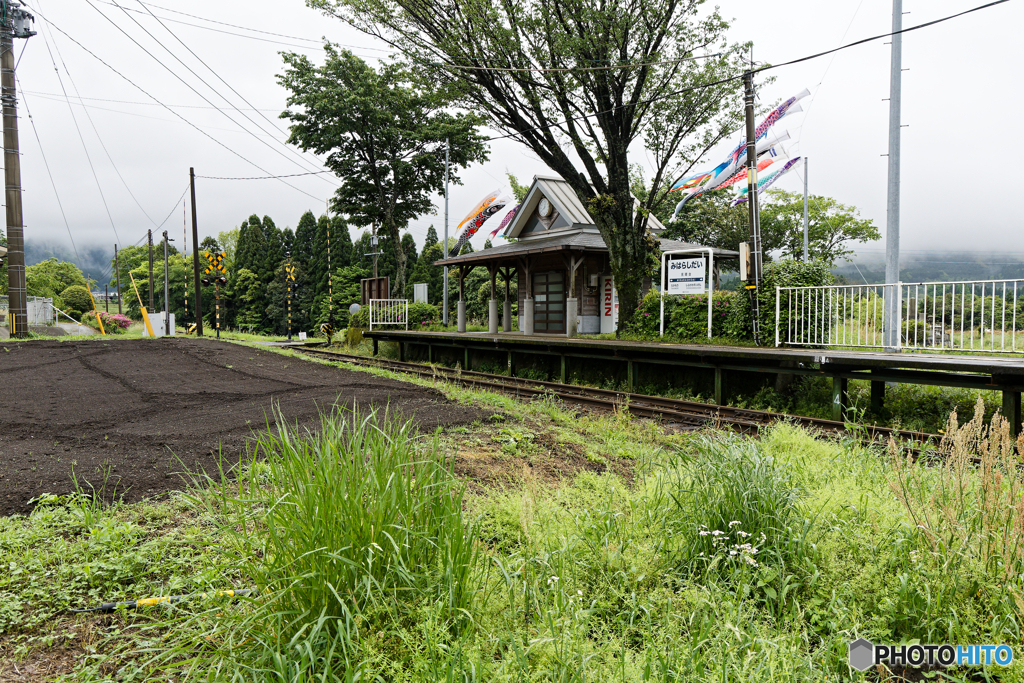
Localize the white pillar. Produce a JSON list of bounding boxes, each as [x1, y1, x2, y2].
[[523, 299, 534, 335], [457, 301, 466, 333], [503, 298, 512, 332], [488, 298, 498, 334], [566, 298, 578, 338]]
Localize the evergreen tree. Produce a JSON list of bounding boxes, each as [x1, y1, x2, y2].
[[423, 225, 438, 250], [310, 215, 331, 319], [401, 233, 418, 269], [281, 227, 295, 261], [261, 216, 284, 284], [293, 211, 317, 273], [334, 217, 353, 268]]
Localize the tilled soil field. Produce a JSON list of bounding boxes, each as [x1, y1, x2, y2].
[[0, 338, 483, 517]]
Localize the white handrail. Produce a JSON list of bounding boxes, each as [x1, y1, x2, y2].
[[368, 299, 409, 331]]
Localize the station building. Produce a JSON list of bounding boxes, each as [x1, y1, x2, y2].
[[434, 175, 738, 336]]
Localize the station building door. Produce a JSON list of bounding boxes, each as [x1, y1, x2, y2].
[[533, 271, 566, 333]]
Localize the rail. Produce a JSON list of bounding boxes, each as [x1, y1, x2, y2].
[[368, 299, 408, 331], [776, 279, 1023, 353]]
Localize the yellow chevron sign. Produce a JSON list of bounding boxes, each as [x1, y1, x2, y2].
[[203, 251, 227, 275]]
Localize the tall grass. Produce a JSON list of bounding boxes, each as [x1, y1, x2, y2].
[[165, 408, 477, 681]]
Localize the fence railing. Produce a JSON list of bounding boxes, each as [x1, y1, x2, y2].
[[0, 295, 55, 326], [776, 279, 1023, 353], [368, 299, 408, 331]]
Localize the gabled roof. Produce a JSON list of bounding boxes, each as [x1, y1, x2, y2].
[[504, 175, 666, 238]]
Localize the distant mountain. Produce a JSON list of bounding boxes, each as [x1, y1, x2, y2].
[[25, 241, 112, 285], [835, 253, 1024, 284]]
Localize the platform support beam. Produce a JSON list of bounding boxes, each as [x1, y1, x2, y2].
[[560, 354, 567, 383], [508, 350, 515, 377], [832, 376, 848, 422], [398, 342, 405, 363], [627, 360, 634, 392], [372, 338, 379, 357], [1003, 389, 1021, 438], [870, 372, 886, 414], [428, 343, 433, 364], [714, 367, 724, 405], [464, 347, 470, 372]]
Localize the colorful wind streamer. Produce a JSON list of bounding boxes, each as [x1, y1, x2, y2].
[[732, 157, 802, 206], [449, 191, 509, 258], [489, 203, 519, 239]]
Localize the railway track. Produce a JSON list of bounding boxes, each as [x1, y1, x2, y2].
[[287, 344, 941, 449]]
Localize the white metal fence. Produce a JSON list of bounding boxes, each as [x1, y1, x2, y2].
[[0, 295, 55, 326], [776, 279, 1023, 353], [368, 299, 408, 331]]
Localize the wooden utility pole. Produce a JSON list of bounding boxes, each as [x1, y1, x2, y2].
[[148, 229, 155, 311], [2, 4, 35, 338], [114, 245, 122, 314], [190, 168, 203, 336], [162, 231, 170, 336]]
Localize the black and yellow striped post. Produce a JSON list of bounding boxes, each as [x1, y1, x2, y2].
[[285, 263, 296, 341], [202, 252, 229, 340]]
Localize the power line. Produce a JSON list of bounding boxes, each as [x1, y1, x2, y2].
[[197, 171, 333, 180], [33, 9, 328, 203], [16, 77, 79, 260], [85, 0, 336, 192], [128, 0, 337, 185], [36, 16, 122, 245], [23, 90, 282, 111], [42, 14, 164, 228]]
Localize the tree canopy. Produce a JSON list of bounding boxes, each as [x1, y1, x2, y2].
[[279, 46, 488, 297], [759, 189, 880, 265], [308, 0, 747, 330]]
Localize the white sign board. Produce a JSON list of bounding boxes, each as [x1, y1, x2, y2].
[[298, 332, 307, 340], [600, 276, 618, 333], [666, 257, 706, 295]]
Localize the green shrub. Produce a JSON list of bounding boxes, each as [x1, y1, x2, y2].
[[59, 285, 93, 315], [633, 289, 751, 341]]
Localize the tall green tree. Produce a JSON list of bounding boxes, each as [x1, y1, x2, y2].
[[759, 189, 880, 265], [423, 225, 438, 250], [293, 211, 318, 273], [308, 0, 746, 331], [279, 46, 489, 298]]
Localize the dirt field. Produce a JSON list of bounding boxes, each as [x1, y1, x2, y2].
[[0, 338, 484, 517]]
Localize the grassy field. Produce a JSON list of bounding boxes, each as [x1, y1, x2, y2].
[[1, 349, 1023, 681]]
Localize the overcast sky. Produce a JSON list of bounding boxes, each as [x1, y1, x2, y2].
[[9, 0, 1023, 271]]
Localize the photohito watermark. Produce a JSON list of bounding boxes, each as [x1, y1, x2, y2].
[[848, 638, 1014, 672]]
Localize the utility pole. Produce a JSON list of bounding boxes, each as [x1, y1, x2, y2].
[[884, 0, 903, 350], [162, 231, 171, 336], [114, 245, 122, 314], [190, 168, 203, 336], [326, 199, 333, 332], [443, 137, 449, 326], [183, 199, 188, 326], [148, 229, 155, 312], [2, 2, 35, 338], [742, 59, 763, 346], [802, 157, 810, 261]]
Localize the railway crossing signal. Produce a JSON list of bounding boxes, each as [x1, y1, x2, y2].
[[186, 323, 197, 335], [201, 274, 228, 339], [320, 322, 334, 340], [285, 263, 296, 341], [203, 251, 226, 276]]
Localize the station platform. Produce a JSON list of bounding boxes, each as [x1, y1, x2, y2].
[[364, 329, 1024, 433]]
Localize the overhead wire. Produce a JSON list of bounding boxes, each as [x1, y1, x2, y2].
[[31, 8, 328, 203], [127, 0, 338, 184], [15, 75, 79, 260], [23, 90, 281, 111], [35, 13, 122, 245], [83, 0, 337, 192], [40, 10, 164, 228]]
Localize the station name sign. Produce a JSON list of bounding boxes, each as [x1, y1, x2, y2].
[[666, 256, 706, 295]]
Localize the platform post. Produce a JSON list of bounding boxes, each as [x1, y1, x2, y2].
[[714, 367, 724, 405], [1003, 389, 1021, 438], [398, 342, 405, 363], [627, 360, 634, 392], [464, 347, 470, 372], [870, 372, 886, 414], [428, 343, 433, 364], [560, 354, 567, 383], [832, 376, 848, 422], [372, 338, 379, 357], [508, 350, 515, 377]]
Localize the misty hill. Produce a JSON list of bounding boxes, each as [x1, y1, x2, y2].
[[835, 252, 1024, 284], [26, 241, 113, 286]]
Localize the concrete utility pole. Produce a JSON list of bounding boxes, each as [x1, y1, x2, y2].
[[148, 229, 155, 311], [443, 137, 449, 326], [742, 60, 763, 345], [114, 245, 122, 314], [162, 231, 171, 336], [190, 168, 203, 336], [2, 2, 35, 338], [803, 157, 810, 261], [884, 0, 903, 349]]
